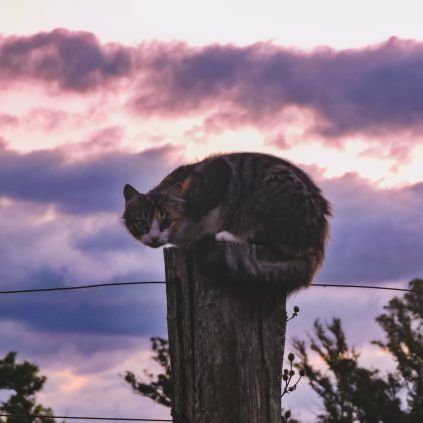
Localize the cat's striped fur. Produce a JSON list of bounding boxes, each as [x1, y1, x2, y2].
[[123, 152, 331, 294]]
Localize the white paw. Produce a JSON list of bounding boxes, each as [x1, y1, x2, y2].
[[215, 231, 240, 242]]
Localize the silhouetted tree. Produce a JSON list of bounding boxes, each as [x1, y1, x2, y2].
[[373, 279, 423, 421], [0, 352, 55, 423], [123, 337, 171, 407], [293, 279, 423, 422]]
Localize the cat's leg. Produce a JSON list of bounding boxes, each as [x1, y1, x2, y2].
[[215, 231, 242, 242]]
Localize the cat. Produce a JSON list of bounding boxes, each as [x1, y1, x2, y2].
[[123, 152, 331, 294]]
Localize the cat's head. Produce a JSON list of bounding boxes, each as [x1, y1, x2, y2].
[[122, 184, 184, 248]]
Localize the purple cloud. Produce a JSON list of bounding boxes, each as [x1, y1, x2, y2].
[[130, 38, 423, 140], [318, 174, 423, 283], [0, 140, 181, 214], [0, 29, 132, 92], [3, 31, 423, 140], [0, 140, 181, 338], [0, 201, 168, 339], [0, 280, 167, 336]]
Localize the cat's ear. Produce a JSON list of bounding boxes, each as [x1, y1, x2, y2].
[[123, 184, 141, 204]]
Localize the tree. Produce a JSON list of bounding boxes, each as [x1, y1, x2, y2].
[[123, 337, 171, 408], [293, 279, 423, 422], [0, 352, 55, 423], [373, 279, 423, 421], [293, 319, 404, 422]]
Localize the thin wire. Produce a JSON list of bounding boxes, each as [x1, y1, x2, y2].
[[0, 414, 171, 422], [313, 283, 421, 293], [0, 281, 166, 295], [0, 281, 420, 296]]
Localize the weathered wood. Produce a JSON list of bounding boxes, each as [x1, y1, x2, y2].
[[165, 245, 287, 423]]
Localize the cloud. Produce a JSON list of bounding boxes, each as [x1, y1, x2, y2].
[[0, 284, 167, 336], [318, 173, 423, 283], [23, 108, 73, 131], [0, 29, 132, 92], [0, 164, 421, 341], [3, 31, 423, 141], [0, 140, 181, 214], [131, 38, 423, 141], [0, 113, 19, 126], [0, 140, 179, 338], [0, 199, 168, 338], [1, 138, 422, 288], [0, 323, 171, 420]]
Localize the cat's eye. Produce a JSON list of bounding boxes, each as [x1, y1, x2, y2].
[[134, 219, 149, 230], [161, 218, 172, 229]]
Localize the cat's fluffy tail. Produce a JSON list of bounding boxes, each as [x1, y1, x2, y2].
[[197, 237, 322, 295]]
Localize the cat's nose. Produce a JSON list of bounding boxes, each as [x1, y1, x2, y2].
[[150, 234, 160, 242]]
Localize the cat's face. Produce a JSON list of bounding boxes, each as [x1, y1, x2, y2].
[[123, 184, 182, 248]]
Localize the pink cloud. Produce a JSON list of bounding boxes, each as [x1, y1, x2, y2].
[[0, 113, 19, 126], [2, 30, 423, 156]]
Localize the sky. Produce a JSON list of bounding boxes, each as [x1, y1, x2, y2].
[[0, 0, 422, 421]]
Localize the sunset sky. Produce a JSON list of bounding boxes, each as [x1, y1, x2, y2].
[[1, 0, 422, 421]]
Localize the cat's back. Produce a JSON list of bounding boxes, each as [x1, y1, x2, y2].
[[201, 152, 325, 199], [191, 152, 330, 226]]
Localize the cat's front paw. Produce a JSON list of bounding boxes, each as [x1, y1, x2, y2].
[[215, 231, 241, 242]]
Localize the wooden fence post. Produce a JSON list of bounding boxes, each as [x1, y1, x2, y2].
[[164, 245, 287, 423]]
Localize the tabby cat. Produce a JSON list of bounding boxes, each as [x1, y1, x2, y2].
[[123, 152, 331, 293]]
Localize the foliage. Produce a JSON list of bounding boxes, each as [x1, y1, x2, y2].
[[373, 279, 423, 421], [293, 319, 404, 422], [123, 337, 171, 408], [293, 279, 423, 422], [0, 352, 55, 423]]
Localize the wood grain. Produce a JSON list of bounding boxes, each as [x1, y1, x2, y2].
[[165, 245, 287, 423]]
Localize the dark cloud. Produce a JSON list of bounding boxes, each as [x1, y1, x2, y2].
[[0, 266, 167, 336], [0, 29, 132, 92], [2, 31, 423, 137], [0, 140, 181, 214], [0, 139, 177, 345], [0, 196, 168, 339], [0, 253, 162, 356], [318, 174, 423, 283], [132, 38, 423, 138], [0, 139, 179, 339]]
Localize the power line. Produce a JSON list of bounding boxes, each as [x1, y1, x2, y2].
[[313, 283, 420, 293], [0, 281, 420, 295], [0, 415, 171, 422], [0, 281, 423, 295], [0, 281, 166, 295]]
